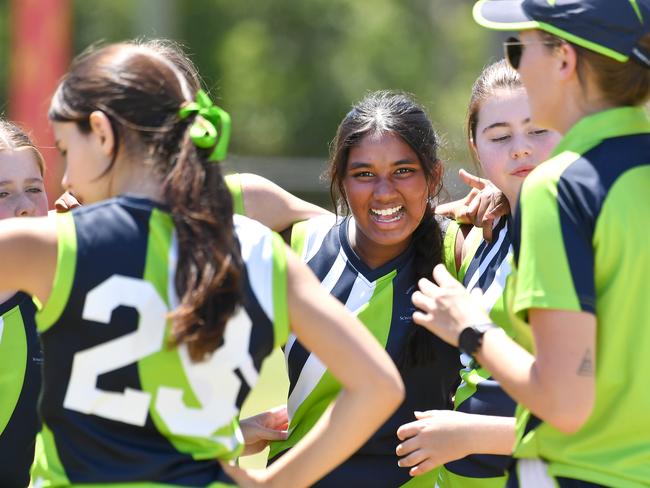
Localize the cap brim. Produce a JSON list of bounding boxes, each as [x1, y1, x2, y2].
[[473, 0, 541, 30]]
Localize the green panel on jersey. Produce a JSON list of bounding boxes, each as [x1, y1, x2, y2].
[[356, 270, 396, 344], [271, 232, 289, 348], [267, 374, 339, 459], [225, 173, 245, 216], [269, 271, 396, 458], [512, 108, 650, 328], [440, 220, 487, 284], [36, 212, 77, 333], [289, 219, 309, 258], [31, 426, 70, 485], [512, 151, 583, 318], [516, 167, 650, 486], [138, 209, 242, 461], [438, 465, 506, 488], [0, 306, 27, 434], [400, 467, 440, 487], [511, 107, 650, 486], [458, 228, 483, 283], [443, 219, 460, 280], [144, 209, 175, 306]]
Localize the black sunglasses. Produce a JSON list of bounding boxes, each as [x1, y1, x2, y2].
[[503, 36, 561, 70]]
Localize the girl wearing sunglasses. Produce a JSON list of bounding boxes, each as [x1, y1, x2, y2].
[[411, 0, 650, 486]]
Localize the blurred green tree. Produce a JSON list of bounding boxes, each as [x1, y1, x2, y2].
[[1, 0, 501, 195]]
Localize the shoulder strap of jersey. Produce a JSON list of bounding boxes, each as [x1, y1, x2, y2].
[[458, 227, 483, 283], [290, 219, 309, 257], [442, 219, 460, 280], [36, 212, 78, 334], [235, 215, 290, 348], [225, 173, 246, 216], [270, 232, 289, 348], [288, 214, 338, 263]]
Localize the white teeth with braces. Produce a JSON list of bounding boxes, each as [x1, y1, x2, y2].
[[370, 206, 403, 216]]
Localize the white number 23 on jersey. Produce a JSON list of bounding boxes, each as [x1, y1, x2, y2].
[[63, 275, 259, 436]]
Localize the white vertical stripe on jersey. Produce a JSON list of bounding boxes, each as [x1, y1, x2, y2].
[[167, 231, 179, 309], [465, 218, 508, 292], [462, 220, 511, 313], [302, 215, 339, 263], [287, 271, 376, 419], [480, 250, 512, 311], [284, 249, 348, 359], [517, 459, 556, 488], [235, 215, 275, 324]]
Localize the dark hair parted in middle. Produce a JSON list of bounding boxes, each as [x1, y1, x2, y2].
[[49, 40, 241, 362], [328, 90, 446, 368]]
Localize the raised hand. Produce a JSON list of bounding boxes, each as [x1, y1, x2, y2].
[[411, 264, 490, 346], [435, 169, 509, 242]]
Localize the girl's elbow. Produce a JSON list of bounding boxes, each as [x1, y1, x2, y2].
[[547, 396, 595, 434], [375, 369, 405, 410]]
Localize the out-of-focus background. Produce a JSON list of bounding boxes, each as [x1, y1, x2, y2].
[[0, 0, 505, 207], [0, 0, 504, 467]]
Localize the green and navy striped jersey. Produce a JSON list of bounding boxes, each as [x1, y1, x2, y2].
[[510, 107, 650, 487], [30, 195, 289, 487], [270, 214, 461, 488], [0, 292, 41, 487], [439, 217, 520, 488]]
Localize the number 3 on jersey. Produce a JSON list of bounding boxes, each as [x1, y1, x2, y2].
[[63, 275, 257, 435]]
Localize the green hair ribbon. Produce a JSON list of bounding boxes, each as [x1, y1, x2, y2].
[[178, 90, 231, 162]]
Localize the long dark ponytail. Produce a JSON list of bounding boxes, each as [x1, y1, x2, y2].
[[327, 90, 445, 368], [49, 40, 241, 362]]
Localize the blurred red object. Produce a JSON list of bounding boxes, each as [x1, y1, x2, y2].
[[9, 0, 70, 208]]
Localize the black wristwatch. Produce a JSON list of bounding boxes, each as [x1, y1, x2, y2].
[[458, 323, 499, 357]]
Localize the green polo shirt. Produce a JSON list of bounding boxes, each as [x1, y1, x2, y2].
[[509, 107, 650, 487]]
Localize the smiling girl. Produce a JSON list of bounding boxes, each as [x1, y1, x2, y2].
[[227, 91, 463, 487]]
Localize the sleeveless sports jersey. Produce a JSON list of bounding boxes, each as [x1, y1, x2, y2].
[[509, 107, 650, 486], [225, 174, 245, 216], [0, 293, 41, 487], [269, 214, 461, 488], [439, 217, 529, 488], [30, 196, 289, 487]]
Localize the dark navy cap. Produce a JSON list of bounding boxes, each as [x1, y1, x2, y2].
[[473, 0, 650, 67]]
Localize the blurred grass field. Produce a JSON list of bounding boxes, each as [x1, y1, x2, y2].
[[239, 348, 289, 469]]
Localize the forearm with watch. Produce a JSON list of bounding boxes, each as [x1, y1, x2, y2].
[[459, 323, 536, 402], [456, 313, 593, 434]]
